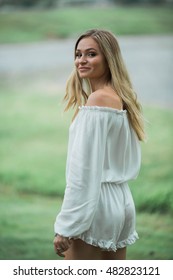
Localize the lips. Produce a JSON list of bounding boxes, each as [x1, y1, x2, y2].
[[78, 67, 90, 71]]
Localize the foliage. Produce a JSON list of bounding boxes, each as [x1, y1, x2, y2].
[[0, 0, 168, 7], [0, 0, 57, 8], [112, 0, 166, 4], [0, 6, 172, 43]]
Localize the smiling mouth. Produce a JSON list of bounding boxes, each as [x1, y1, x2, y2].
[[78, 67, 90, 71]]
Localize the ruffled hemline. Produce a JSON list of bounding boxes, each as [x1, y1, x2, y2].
[[70, 231, 139, 252], [116, 231, 139, 250], [79, 105, 127, 114]]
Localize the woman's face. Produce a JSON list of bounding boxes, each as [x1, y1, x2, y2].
[[75, 37, 109, 82]]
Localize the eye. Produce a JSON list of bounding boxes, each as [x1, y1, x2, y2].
[[75, 53, 81, 58], [88, 52, 96, 57]]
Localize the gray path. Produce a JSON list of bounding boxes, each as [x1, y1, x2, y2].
[[0, 35, 173, 108]]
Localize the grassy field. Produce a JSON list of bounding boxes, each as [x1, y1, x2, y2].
[[0, 191, 172, 260], [0, 83, 173, 259], [0, 6, 173, 43]]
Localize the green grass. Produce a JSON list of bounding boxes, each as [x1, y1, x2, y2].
[[130, 107, 173, 214], [128, 212, 173, 260], [0, 6, 173, 43], [0, 87, 70, 197], [0, 192, 61, 260], [0, 83, 173, 259], [0, 192, 172, 260]]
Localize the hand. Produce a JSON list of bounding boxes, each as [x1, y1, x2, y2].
[[53, 234, 72, 257]]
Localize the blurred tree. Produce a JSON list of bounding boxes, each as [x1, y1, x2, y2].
[[0, 0, 58, 8], [0, 0, 170, 7], [110, 0, 167, 3]]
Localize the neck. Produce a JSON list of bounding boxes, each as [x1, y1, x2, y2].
[[90, 78, 110, 92]]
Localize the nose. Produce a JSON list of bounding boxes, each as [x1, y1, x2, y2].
[[78, 55, 87, 64]]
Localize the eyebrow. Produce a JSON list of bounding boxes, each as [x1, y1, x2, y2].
[[75, 48, 97, 52]]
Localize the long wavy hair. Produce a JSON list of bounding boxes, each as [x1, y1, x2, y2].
[[63, 29, 145, 141]]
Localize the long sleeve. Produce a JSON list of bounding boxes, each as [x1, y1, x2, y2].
[[54, 108, 109, 237]]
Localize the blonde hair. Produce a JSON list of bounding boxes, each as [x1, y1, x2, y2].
[[63, 29, 145, 141]]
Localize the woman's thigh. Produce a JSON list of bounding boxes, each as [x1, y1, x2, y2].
[[64, 239, 102, 260], [101, 247, 126, 260]]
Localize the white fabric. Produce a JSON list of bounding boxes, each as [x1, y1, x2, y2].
[[54, 106, 141, 251]]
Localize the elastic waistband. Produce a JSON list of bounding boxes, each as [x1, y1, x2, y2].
[[101, 181, 128, 187]]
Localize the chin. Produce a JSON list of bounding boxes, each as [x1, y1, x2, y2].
[[79, 74, 89, 79]]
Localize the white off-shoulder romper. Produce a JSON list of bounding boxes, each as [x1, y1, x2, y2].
[[54, 106, 141, 251]]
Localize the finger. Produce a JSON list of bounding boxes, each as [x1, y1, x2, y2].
[[53, 236, 71, 255], [56, 248, 65, 257], [56, 251, 65, 257], [67, 238, 72, 246], [59, 238, 71, 251], [55, 243, 69, 256], [54, 242, 67, 254], [62, 237, 72, 249], [53, 237, 62, 249], [56, 251, 64, 257], [54, 243, 58, 253], [60, 244, 69, 252]]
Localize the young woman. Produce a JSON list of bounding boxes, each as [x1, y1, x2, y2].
[[54, 29, 145, 260]]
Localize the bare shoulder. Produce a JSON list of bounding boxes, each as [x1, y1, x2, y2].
[[85, 90, 106, 107], [85, 89, 122, 110]]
